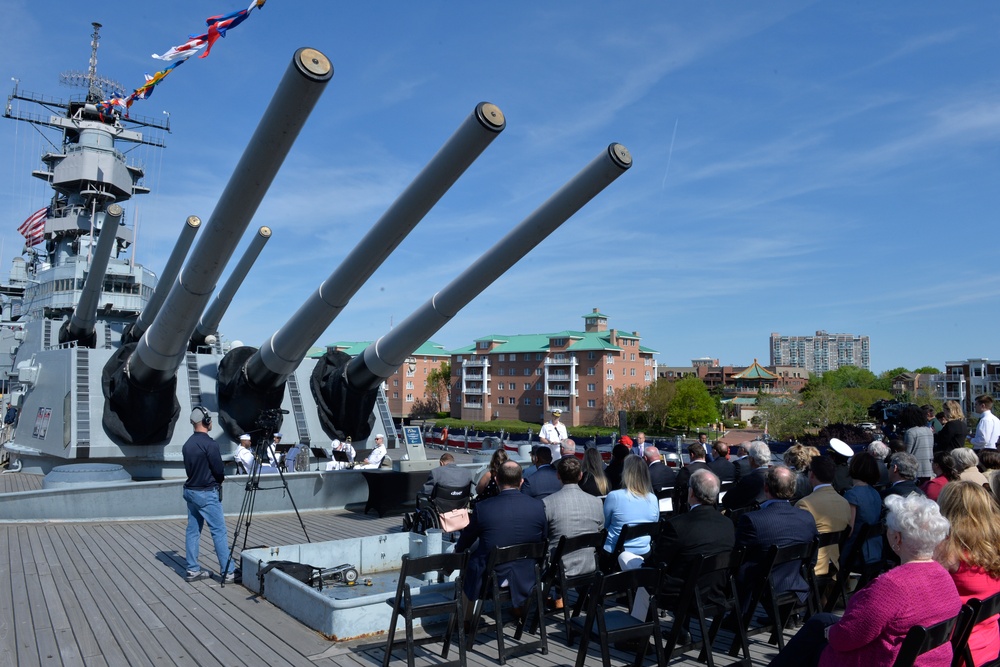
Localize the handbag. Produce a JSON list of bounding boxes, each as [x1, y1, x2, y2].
[[437, 507, 470, 532]]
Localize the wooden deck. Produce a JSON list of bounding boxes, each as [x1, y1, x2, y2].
[[0, 471, 789, 666]]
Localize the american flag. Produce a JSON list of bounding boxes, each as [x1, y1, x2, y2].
[[17, 207, 47, 247]]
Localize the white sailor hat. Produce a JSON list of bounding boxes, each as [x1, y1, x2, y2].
[[274, 432, 283, 439], [239, 434, 251, 441], [829, 438, 854, 458]]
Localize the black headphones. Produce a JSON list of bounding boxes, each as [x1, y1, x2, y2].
[[190, 406, 212, 428]]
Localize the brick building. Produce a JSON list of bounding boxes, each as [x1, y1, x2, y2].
[[449, 309, 657, 427], [769, 330, 871, 375]]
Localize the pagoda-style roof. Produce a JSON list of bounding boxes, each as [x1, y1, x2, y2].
[[731, 359, 779, 380]]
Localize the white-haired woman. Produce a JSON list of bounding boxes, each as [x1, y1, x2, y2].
[[952, 447, 990, 487], [769, 493, 962, 667]]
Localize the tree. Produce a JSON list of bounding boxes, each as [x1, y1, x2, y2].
[[810, 365, 879, 391], [424, 362, 451, 412], [666, 377, 718, 432], [646, 379, 677, 431], [913, 366, 941, 375], [601, 385, 648, 428], [755, 393, 807, 440]]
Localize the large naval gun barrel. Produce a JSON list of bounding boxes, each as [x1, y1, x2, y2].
[[123, 215, 201, 345], [316, 143, 632, 440], [102, 48, 333, 445], [61, 203, 124, 347], [190, 225, 271, 350], [216, 103, 505, 437]]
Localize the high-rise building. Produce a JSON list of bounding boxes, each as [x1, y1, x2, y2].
[[450, 309, 657, 426], [769, 330, 870, 375]]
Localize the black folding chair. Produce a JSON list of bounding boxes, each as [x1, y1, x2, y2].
[[382, 551, 469, 667], [571, 567, 666, 667], [826, 522, 889, 612], [537, 530, 606, 645], [953, 591, 1000, 667], [606, 521, 660, 576], [663, 548, 751, 667], [468, 541, 548, 665], [892, 609, 965, 667]]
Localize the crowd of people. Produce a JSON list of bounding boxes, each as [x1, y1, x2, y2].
[[416, 400, 1000, 666]]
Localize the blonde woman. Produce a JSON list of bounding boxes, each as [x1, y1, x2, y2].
[[936, 482, 1000, 666], [935, 400, 969, 453], [601, 455, 657, 571]]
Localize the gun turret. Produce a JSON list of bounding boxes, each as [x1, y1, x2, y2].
[[215, 103, 506, 437], [317, 143, 632, 440], [102, 48, 333, 445], [189, 225, 271, 351], [60, 203, 124, 347], [123, 215, 201, 345]]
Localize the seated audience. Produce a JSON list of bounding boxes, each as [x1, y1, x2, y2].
[[645, 445, 677, 492], [882, 451, 925, 501], [783, 444, 814, 503], [420, 452, 474, 502], [979, 449, 1000, 497], [828, 438, 855, 494], [867, 440, 891, 487], [842, 452, 883, 570], [796, 455, 850, 576], [474, 448, 508, 501], [672, 442, 711, 514], [936, 482, 1000, 666], [601, 455, 658, 572], [709, 440, 736, 482], [579, 447, 610, 497], [922, 450, 960, 501], [521, 445, 560, 499], [768, 493, 960, 667], [543, 456, 604, 607]]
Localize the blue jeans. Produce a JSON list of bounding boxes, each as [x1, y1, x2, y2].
[[183, 487, 235, 575]]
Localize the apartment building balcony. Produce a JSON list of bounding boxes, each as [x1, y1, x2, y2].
[[545, 389, 575, 397], [463, 387, 485, 395], [463, 401, 483, 409], [547, 372, 573, 380], [544, 357, 577, 367], [464, 358, 489, 367], [464, 371, 485, 380]]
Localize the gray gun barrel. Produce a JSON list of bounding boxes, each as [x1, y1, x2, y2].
[[127, 48, 333, 388], [127, 215, 201, 344], [349, 143, 632, 390], [244, 102, 506, 391], [63, 203, 124, 346], [190, 225, 271, 349]]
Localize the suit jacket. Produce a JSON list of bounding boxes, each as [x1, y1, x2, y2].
[[736, 500, 818, 601], [456, 489, 547, 605], [420, 463, 474, 500], [709, 457, 736, 483], [722, 466, 767, 512], [521, 464, 561, 499], [882, 479, 925, 499], [648, 460, 677, 492], [542, 484, 605, 577], [732, 456, 753, 483], [657, 504, 736, 608], [672, 460, 710, 513], [795, 485, 851, 575]]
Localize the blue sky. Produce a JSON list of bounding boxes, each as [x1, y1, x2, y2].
[[2, 1, 999, 374]]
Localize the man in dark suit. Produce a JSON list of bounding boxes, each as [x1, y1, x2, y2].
[[708, 441, 736, 483], [645, 446, 677, 491], [457, 461, 547, 614], [735, 465, 818, 605], [420, 452, 474, 504], [881, 452, 926, 500], [672, 442, 711, 513], [731, 443, 753, 482], [657, 469, 735, 608], [521, 446, 561, 499], [722, 441, 771, 513]]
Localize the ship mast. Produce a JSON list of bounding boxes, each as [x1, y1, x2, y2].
[[85, 22, 103, 104]]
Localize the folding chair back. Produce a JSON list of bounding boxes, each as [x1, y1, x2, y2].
[[892, 610, 963, 667], [952, 590, 1000, 667], [540, 530, 606, 645], [382, 551, 469, 667], [571, 567, 666, 667], [611, 521, 660, 566]]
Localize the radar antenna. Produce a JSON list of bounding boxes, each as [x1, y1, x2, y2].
[[59, 22, 125, 103]]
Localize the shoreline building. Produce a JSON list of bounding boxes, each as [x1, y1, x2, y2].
[[449, 309, 657, 427], [769, 330, 871, 375], [930, 359, 1000, 415]]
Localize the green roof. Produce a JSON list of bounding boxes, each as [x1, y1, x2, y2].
[[582, 311, 610, 319], [731, 359, 779, 380], [448, 329, 657, 355], [316, 340, 451, 359]]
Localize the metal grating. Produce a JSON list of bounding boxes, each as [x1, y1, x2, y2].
[[185, 353, 203, 408], [375, 385, 396, 448], [286, 373, 310, 446], [75, 348, 91, 449]]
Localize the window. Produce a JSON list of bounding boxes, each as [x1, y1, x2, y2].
[[587, 399, 596, 408], [524, 368, 531, 376], [587, 383, 596, 391], [406, 381, 414, 389], [406, 394, 413, 402], [536, 353, 543, 361], [536, 398, 543, 405], [498, 397, 505, 404], [524, 398, 531, 405], [606, 354, 614, 363], [393, 379, 399, 386], [393, 392, 399, 398], [588, 368, 595, 376], [630, 353, 636, 361], [498, 354, 505, 361], [607, 370, 614, 379], [509, 367, 516, 376], [606, 386, 614, 395], [496, 382, 503, 390], [524, 354, 532, 361], [630, 368, 636, 376], [588, 351, 595, 360], [406, 369, 415, 377], [498, 368, 505, 376], [478, 342, 489, 349], [536, 369, 543, 375], [524, 383, 532, 390], [509, 396, 515, 404], [552, 338, 566, 347], [645, 371, 651, 380]]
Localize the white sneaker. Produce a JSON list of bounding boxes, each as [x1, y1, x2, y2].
[[185, 570, 209, 582]]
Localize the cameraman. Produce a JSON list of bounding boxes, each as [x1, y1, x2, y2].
[[182, 407, 238, 583]]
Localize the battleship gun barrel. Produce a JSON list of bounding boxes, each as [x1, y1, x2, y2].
[[126, 215, 201, 344], [128, 48, 332, 388], [190, 225, 271, 349], [243, 102, 506, 391], [348, 143, 633, 391], [63, 203, 124, 346]]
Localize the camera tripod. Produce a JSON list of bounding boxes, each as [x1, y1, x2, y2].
[[223, 408, 310, 587]]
